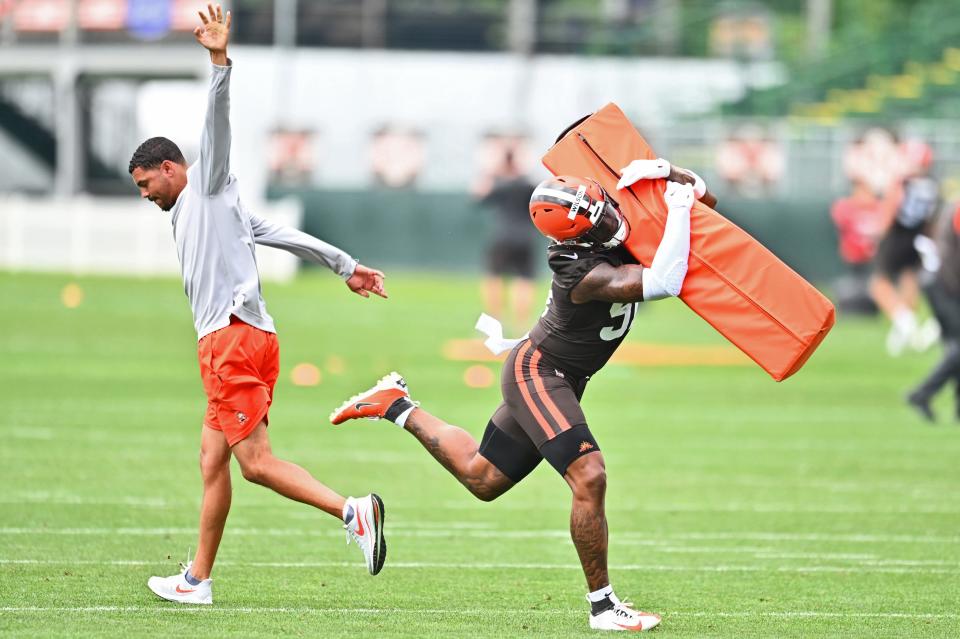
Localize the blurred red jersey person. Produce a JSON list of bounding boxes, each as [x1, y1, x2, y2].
[[831, 179, 886, 266]]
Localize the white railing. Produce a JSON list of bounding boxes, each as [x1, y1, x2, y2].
[[0, 194, 304, 281]]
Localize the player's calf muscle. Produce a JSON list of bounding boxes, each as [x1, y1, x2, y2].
[[405, 413, 510, 500]]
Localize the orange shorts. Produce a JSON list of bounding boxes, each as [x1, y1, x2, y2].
[[198, 316, 280, 446]]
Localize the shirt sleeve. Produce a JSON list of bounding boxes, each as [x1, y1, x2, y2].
[[249, 212, 358, 279], [196, 62, 233, 196]]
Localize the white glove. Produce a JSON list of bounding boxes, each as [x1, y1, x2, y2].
[[664, 181, 695, 211], [914, 235, 941, 273], [683, 169, 708, 200], [616, 158, 671, 190]]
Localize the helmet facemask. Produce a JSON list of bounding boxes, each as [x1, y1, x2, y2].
[[568, 185, 629, 250]]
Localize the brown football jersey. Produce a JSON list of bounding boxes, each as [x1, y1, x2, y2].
[[528, 244, 640, 378]]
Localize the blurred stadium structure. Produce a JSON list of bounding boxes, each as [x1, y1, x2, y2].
[[1, 0, 959, 282]]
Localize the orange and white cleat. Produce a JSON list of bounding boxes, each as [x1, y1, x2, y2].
[[589, 595, 661, 632], [329, 372, 416, 426]]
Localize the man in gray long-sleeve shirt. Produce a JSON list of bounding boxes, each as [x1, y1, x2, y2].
[[129, 5, 386, 605]]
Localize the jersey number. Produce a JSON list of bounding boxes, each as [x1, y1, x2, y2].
[[599, 302, 638, 341]]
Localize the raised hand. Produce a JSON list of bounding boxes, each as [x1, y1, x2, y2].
[[346, 264, 388, 299], [194, 3, 231, 63], [616, 158, 671, 190]]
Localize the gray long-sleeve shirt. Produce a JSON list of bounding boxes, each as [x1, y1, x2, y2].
[[170, 62, 357, 340]]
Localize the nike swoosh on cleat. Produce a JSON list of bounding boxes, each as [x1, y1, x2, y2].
[[175, 585, 196, 594], [354, 402, 377, 410], [558, 253, 578, 260], [355, 507, 365, 536]]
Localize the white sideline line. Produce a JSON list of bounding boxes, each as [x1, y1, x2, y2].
[[1, 527, 958, 545], [0, 559, 955, 575], [438, 500, 960, 515], [0, 607, 957, 621], [672, 531, 960, 544], [0, 495, 172, 507]]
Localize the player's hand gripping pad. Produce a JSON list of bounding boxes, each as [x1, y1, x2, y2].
[[542, 104, 834, 381]]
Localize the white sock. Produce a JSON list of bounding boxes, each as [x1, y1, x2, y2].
[[587, 584, 614, 602], [893, 308, 917, 334], [394, 406, 416, 428]]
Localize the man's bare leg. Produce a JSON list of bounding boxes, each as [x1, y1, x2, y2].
[[870, 273, 904, 320], [569, 450, 660, 632], [899, 269, 920, 311], [563, 452, 609, 592], [190, 426, 233, 580], [403, 408, 514, 501], [482, 276, 505, 321], [231, 421, 345, 518], [509, 277, 536, 334]]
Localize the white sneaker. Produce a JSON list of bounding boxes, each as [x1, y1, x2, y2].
[[343, 493, 386, 576], [588, 594, 661, 631], [911, 317, 941, 352], [147, 561, 212, 605], [885, 325, 911, 356]]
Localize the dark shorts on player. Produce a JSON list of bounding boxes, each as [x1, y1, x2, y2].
[[487, 240, 536, 279], [875, 224, 921, 279], [477, 340, 600, 482]]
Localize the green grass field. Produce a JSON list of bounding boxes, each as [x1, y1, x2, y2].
[[1, 270, 958, 638]]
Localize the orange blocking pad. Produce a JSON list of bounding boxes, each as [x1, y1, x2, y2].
[[542, 103, 835, 381]]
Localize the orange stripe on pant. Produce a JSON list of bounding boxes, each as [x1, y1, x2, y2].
[[529, 350, 572, 432], [514, 342, 556, 439]]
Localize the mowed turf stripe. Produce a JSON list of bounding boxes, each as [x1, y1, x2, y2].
[[0, 607, 957, 620], [0, 559, 956, 574], [1, 527, 958, 544], [5, 495, 959, 513]]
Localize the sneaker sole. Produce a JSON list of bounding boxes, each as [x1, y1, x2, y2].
[[147, 582, 212, 605], [370, 493, 386, 576]]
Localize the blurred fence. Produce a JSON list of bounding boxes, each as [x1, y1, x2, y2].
[[271, 187, 843, 283]]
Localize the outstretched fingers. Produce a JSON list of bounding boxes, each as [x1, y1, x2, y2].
[[370, 274, 387, 298]]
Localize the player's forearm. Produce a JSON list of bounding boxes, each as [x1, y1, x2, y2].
[[642, 204, 691, 301], [254, 224, 357, 279], [198, 62, 232, 194]]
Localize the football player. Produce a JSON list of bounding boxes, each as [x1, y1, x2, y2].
[[871, 140, 942, 355], [331, 153, 710, 630]]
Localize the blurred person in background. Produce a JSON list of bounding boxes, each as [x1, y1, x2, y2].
[[830, 178, 885, 314], [473, 149, 539, 333], [128, 5, 388, 605], [870, 139, 941, 355], [906, 203, 960, 423], [714, 124, 785, 198]]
